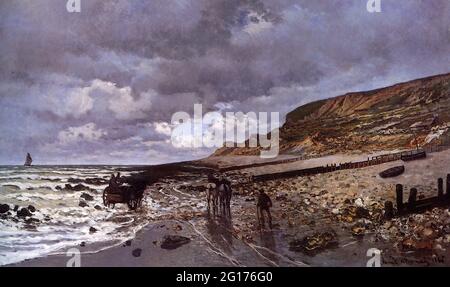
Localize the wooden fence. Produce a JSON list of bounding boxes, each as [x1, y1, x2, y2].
[[218, 156, 304, 172], [385, 175, 450, 217], [218, 131, 450, 181], [252, 149, 430, 182], [252, 133, 450, 182]]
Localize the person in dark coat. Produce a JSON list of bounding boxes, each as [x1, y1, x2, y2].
[[257, 189, 273, 229]]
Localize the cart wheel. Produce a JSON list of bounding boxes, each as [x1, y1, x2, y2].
[[103, 187, 109, 206], [127, 198, 138, 210], [127, 200, 132, 210]]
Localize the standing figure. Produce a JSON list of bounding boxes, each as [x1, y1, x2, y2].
[[257, 189, 273, 229], [206, 183, 219, 216], [109, 173, 117, 189], [218, 175, 232, 217], [207, 173, 232, 218], [115, 172, 122, 185]]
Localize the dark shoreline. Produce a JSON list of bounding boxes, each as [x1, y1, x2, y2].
[[121, 160, 217, 193]]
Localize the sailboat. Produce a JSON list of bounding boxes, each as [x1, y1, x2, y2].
[[24, 153, 33, 166]]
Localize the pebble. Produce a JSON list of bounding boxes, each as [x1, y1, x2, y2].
[[421, 228, 434, 238], [355, 198, 364, 207], [0, 204, 10, 214], [132, 248, 142, 257], [331, 208, 340, 215], [79, 201, 88, 208]]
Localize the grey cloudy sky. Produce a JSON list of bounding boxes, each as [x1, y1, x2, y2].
[[0, 0, 449, 164]]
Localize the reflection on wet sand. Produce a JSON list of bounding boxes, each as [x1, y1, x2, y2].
[[259, 230, 279, 265], [205, 216, 234, 254]]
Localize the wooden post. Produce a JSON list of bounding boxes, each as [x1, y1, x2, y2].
[[438, 178, 444, 199], [408, 188, 417, 211], [384, 201, 394, 219], [446, 174, 450, 200], [396, 184, 404, 213]]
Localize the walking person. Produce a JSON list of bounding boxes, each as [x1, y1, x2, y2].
[[257, 189, 273, 229]]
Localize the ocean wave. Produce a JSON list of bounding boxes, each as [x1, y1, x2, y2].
[[8, 193, 79, 203], [0, 181, 63, 191], [0, 173, 134, 183], [0, 225, 124, 266], [0, 210, 147, 266], [0, 181, 108, 193], [0, 166, 146, 266]]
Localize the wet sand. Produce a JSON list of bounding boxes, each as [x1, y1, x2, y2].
[[12, 220, 234, 267]]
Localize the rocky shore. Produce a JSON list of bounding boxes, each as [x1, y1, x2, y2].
[[8, 150, 450, 267]]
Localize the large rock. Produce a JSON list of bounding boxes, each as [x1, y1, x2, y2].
[[68, 178, 83, 184], [17, 208, 32, 217], [80, 193, 94, 201], [85, 178, 108, 185], [160, 235, 191, 250], [0, 204, 10, 214], [69, 177, 107, 185], [132, 248, 142, 257], [73, 184, 87, 191], [289, 231, 338, 255], [401, 238, 433, 251], [25, 217, 40, 224], [79, 201, 88, 208], [355, 207, 370, 219], [65, 184, 88, 191], [351, 223, 366, 236], [27, 205, 36, 213]]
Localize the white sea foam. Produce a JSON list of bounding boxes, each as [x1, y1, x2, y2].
[[1, 181, 62, 191], [0, 166, 147, 266]]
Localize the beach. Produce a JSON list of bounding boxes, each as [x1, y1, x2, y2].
[[12, 220, 234, 267], [5, 149, 450, 267]]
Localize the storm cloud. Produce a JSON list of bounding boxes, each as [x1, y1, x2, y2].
[[0, 0, 449, 164]]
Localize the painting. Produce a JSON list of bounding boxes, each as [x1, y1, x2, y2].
[[0, 0, 449, 269]]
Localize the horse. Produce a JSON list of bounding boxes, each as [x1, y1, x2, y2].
[[217, 181, 232, 218], [206, 183, 219, 216], [206, 173, 233, 218]]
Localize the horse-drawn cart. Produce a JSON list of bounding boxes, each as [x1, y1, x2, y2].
[[102, 184, 144, 210]]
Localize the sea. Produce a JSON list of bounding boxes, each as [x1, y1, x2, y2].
[[0, 165, 149, 266]]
